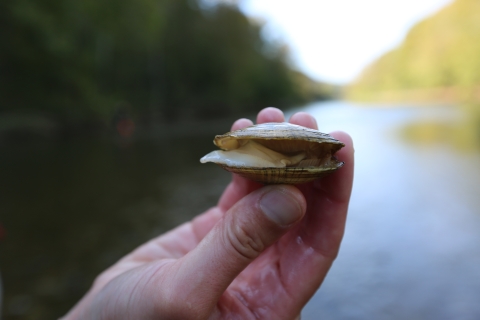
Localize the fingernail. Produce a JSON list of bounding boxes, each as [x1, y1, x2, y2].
[[260, 187, 303, 226]]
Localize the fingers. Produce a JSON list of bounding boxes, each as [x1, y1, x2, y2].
[[273, 133, 353, 308], [287, 112, 353, 256], [218, 107, 286, 211], [172, 185, 306, 313], [257, 107, 284, 123], [217, 174, 263, 212], [231, 118, 253, 131], [218, 118, 261, 211], [304, 131, 353, 257], [289, 111, 318, 129], [315, 131, 354, 202], [297, 131, 354, 258]]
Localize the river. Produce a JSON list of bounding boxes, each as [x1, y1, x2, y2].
[[298, 101, 480, 320], [1, 101, 480, 319]]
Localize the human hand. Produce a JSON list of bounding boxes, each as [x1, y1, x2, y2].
[[63, 107, 354, 319]]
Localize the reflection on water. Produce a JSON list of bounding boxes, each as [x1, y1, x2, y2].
[[0, 128, 232, 319], [400, 103, 480, 152], [1, 101, 480, 319]]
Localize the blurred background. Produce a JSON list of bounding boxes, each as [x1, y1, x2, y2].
[[0, 0, 479, 319]]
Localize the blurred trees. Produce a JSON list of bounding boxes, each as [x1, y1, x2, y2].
[[0, 0, 328, 127], [348, 0, 480, 102]]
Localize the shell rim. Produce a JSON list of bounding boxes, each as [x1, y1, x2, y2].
[[213, 122, 345, 153]]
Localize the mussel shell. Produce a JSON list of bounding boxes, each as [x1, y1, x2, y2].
[[205, 122, 345, 184]]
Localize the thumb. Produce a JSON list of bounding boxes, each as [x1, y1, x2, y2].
[[171, 185, 306, 313]]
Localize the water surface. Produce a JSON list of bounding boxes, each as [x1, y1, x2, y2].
[[299, 101, 480, 320]]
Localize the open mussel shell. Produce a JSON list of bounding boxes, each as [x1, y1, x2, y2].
[[200, 122, 345, 184]]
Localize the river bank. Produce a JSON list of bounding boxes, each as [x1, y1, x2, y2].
[[346, 85, 480, 105]]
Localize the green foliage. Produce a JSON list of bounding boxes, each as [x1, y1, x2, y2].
[[1, 0, 165, 122], [348, 0, 480, 100], [0, 0, 319, 126]]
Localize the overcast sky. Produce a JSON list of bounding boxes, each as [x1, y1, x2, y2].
[[238, 0, 453, 84]]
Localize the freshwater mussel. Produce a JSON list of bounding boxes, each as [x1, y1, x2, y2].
[[200, 122, 345, 184]]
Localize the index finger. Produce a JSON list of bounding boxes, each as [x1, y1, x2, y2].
[[217, 108, 286, 211]]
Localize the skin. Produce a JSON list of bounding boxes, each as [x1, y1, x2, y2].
[[63, 107, 355, 320]]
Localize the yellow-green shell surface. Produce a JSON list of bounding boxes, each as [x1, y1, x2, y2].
[[201, 122, 345, 184]]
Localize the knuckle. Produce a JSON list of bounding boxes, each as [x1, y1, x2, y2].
[[92, 271, 111, 289], [226, 223, 265, 260]]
